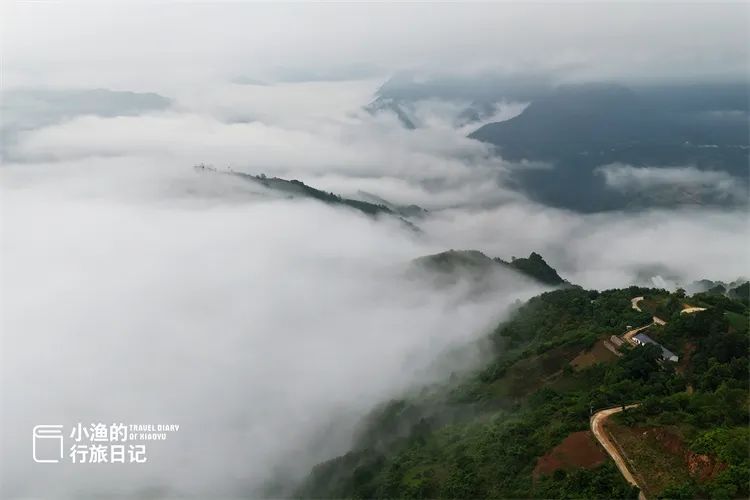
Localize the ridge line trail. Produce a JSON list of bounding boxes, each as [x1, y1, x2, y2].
[[590, 404, 646, 500], [626, 295, 681, 345], [626, 296, 658, 344]]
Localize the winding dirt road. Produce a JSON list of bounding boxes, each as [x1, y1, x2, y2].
[[631, 297, 644, 312], [622, 323, 653, 345], [594, 296, 703, 497], [680, 306, 707, 314], [590, 404, 645, 498]]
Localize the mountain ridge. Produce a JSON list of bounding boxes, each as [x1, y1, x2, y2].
[[194, 165, 425, 230], [413, 249, 570, 287], [295, 284, 749, 499]]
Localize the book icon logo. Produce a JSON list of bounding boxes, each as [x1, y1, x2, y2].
[[32, 425, 64, 463]]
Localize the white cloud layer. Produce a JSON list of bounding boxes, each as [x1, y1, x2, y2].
[[597, 163, 745, 201], [2, 79, 749, 498], [1, 3, 749, 495], [1, 162, 550, 498]]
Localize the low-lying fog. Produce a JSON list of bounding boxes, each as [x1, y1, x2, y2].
[[1, 78, 747, 498]]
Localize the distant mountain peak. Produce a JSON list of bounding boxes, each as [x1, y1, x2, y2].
[[413, 249, 570, 287], [495, 252, 568, 286]]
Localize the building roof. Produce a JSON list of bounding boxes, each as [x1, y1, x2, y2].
[[633, 332, 678, 360]]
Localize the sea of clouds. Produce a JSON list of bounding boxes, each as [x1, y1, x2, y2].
[[2, 77, 748, 497]]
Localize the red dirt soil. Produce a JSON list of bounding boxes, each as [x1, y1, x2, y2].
[[570, 340, 618, 370], [534, 430, 608, 478], [635, 427, 727, 482]]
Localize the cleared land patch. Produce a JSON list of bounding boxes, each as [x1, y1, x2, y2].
[[606, 423, 725, 498], [534, 431, 608, 478], [570, 340, 619, 370]]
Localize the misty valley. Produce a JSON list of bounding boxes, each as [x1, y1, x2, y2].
[[1, 3, 749, 500]]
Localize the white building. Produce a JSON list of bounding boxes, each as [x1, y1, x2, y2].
[[633, 332, 679, 362]]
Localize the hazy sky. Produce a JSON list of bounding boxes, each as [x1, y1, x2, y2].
[[3, 2, 749, 91]]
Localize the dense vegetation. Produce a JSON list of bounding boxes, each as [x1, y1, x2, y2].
[[495, 252, 567, 286], [619, 294, 749, 499], [297, 285, 749, 499]]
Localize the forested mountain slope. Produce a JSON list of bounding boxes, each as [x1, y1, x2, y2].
[[297, 286, 749, 499]]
